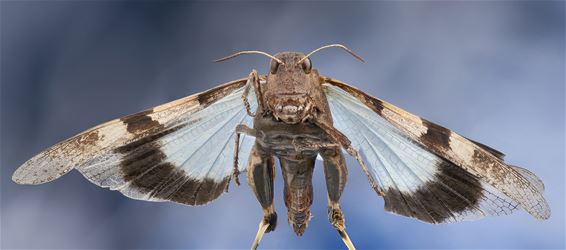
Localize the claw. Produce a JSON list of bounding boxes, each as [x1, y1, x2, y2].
[[251, 219, 270, 250], [337, 228, 356, 250], [329, 206, 356, 250]]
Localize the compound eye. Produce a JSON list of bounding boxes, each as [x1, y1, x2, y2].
[[301, 58, 312, 74], [270, 59, 280, 74]]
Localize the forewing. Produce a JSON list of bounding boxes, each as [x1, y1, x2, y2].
[[13, 78, 258, 206], [322, 78, 550, 223]]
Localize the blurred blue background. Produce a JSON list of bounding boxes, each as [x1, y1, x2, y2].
[[1, 1, 564, 249]]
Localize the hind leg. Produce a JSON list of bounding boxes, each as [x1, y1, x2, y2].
[[246, 142, 276, 249], [320, 147, 356, 250]]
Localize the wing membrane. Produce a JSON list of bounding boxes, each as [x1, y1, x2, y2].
[[322, 78, 550, 223], [13, 78, 258, 206]]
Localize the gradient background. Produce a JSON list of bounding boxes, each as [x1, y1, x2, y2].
[[1, 1, 564, 249]]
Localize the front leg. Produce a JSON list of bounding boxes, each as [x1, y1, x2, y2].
[[242, 69, 266, 117]]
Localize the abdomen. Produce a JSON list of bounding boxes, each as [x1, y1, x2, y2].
[[279, 154, 316, 236]]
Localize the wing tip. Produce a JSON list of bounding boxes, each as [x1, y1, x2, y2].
[[530, 210, 551, 221], [531, 202, 552, 221], [11, 162, 72, 185], [538, 213, 551, 220], [11, 166, 40, 185]]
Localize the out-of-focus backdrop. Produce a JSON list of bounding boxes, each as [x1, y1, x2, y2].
[[1, 1, 564, 249]]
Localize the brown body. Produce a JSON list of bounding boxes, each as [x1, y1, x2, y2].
[[241, 52, 348, 235]]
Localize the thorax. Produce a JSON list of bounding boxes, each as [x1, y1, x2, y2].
[[253, 115, 330, 157]]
